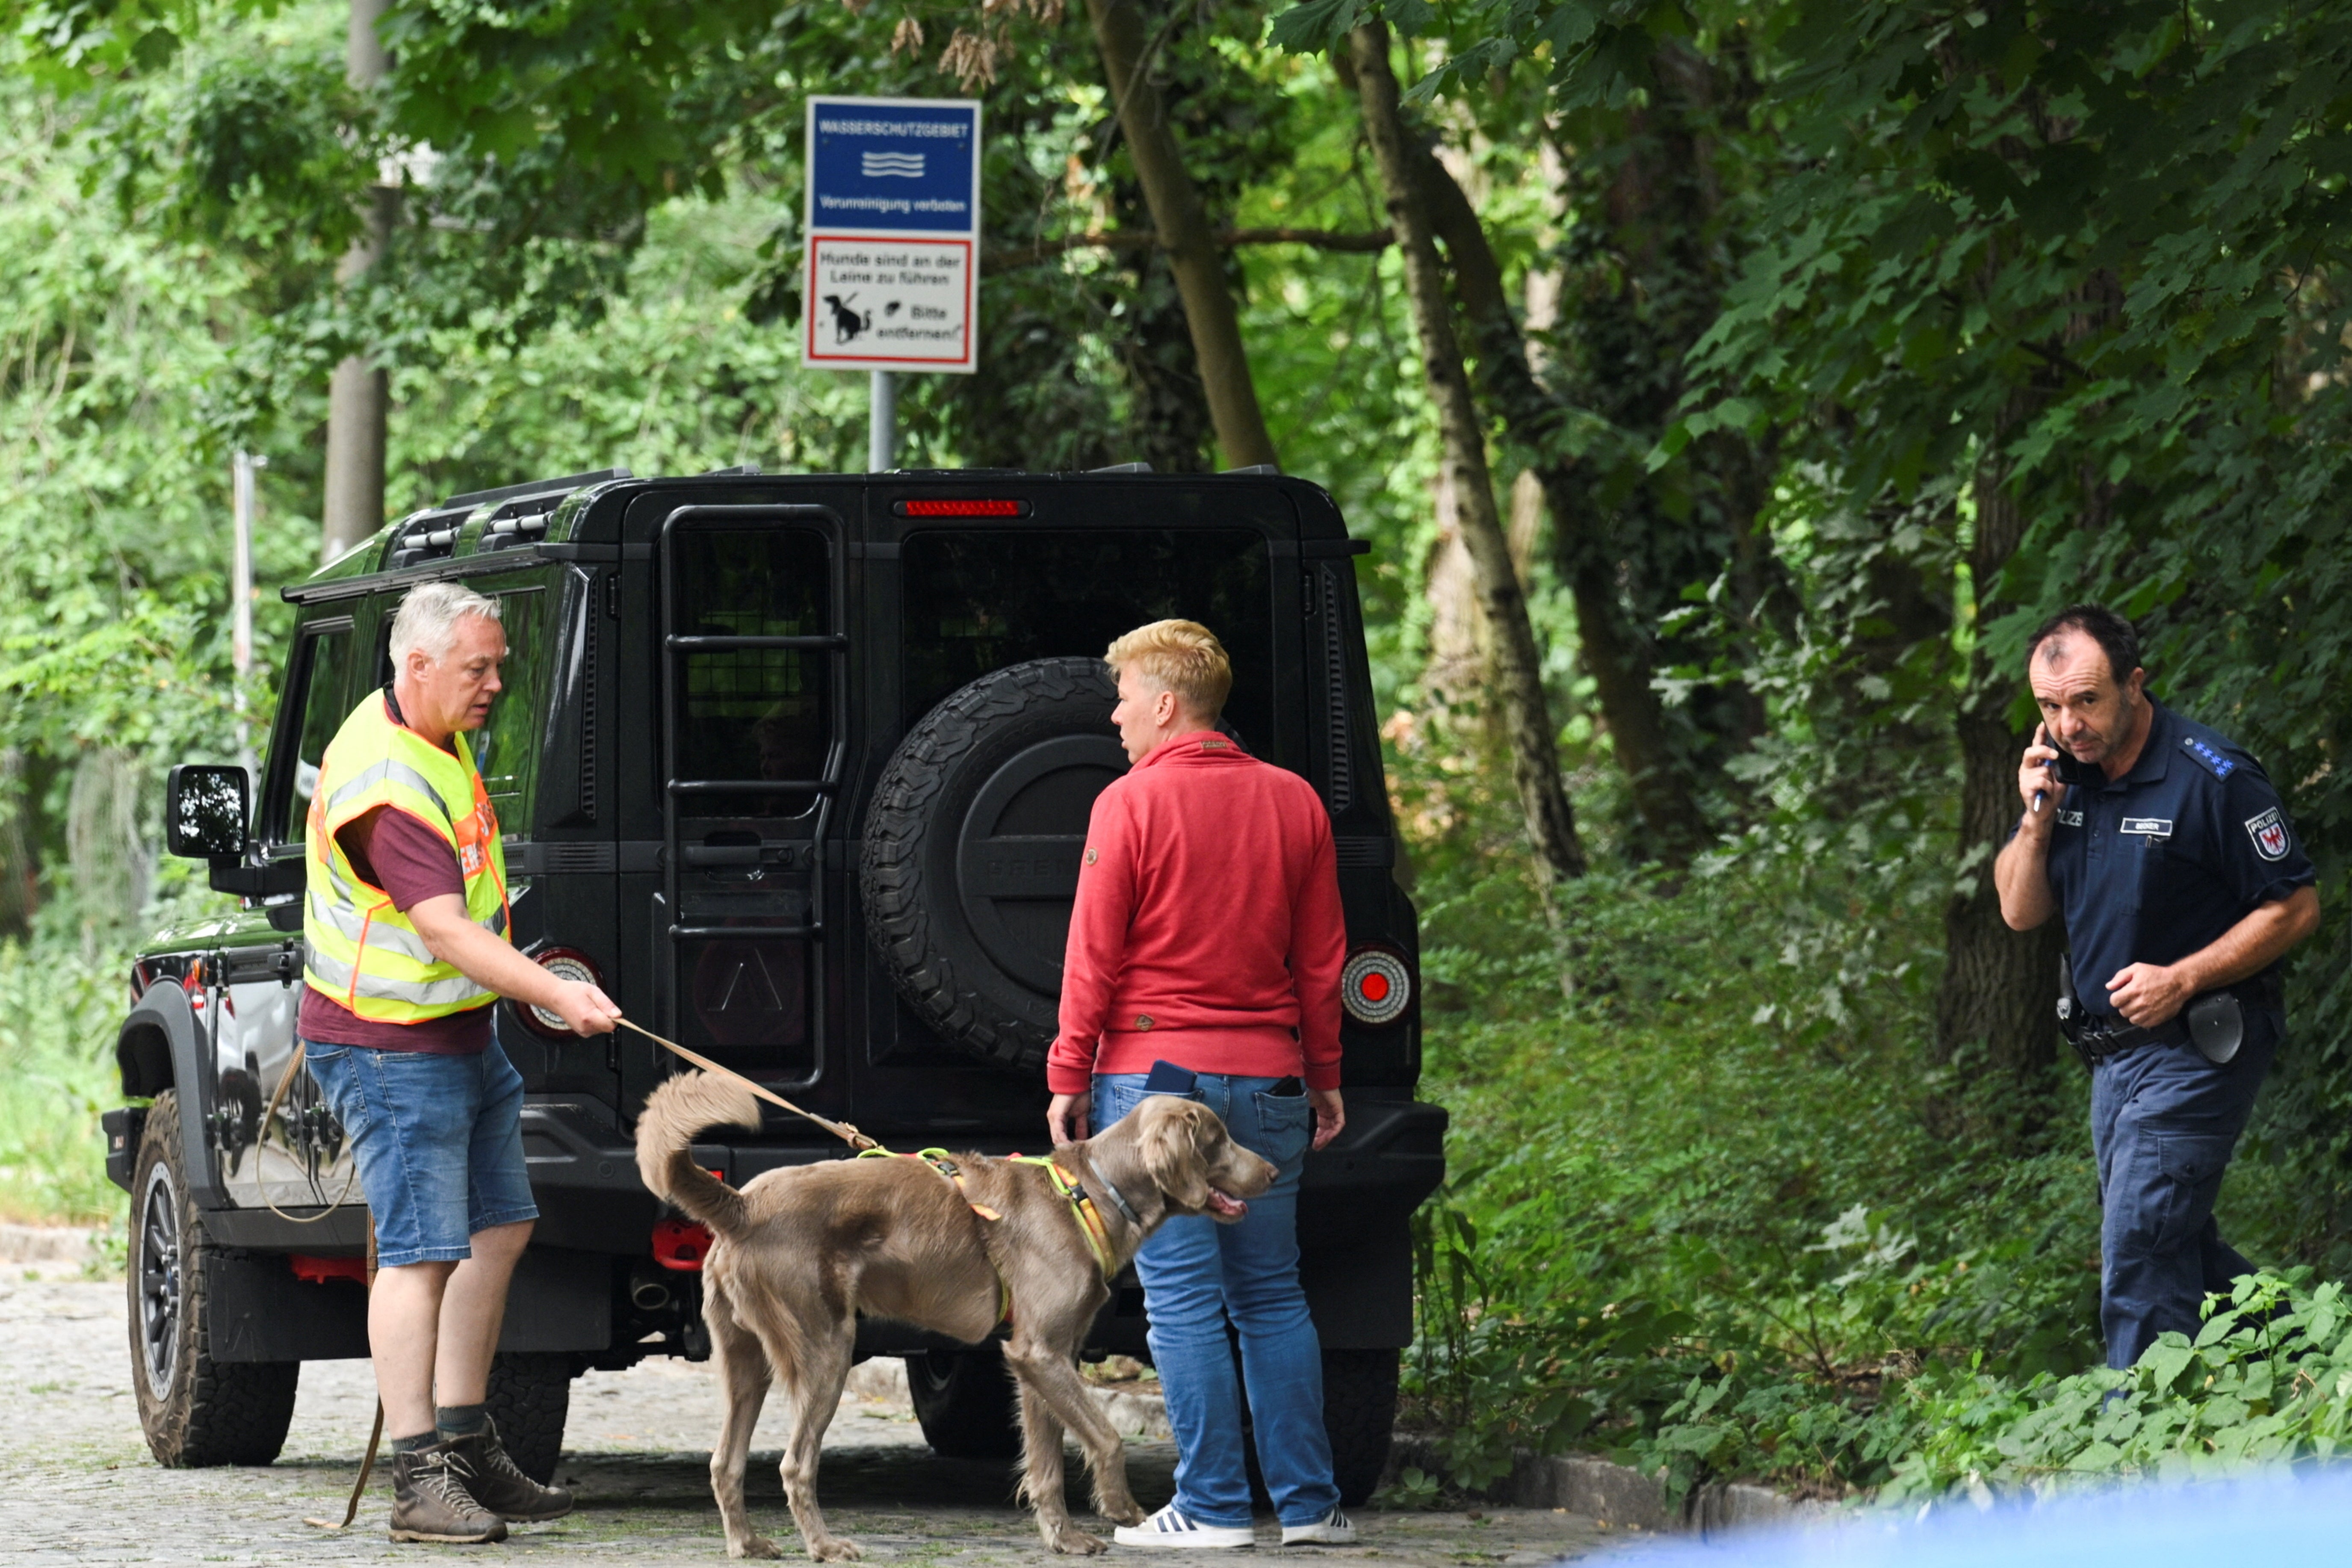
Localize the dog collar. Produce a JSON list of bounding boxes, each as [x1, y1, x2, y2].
[[1091, 1169, 1143, 1230]]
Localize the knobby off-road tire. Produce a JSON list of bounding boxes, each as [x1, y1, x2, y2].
[[906, 1343, 1024, 1460], [129, 1090, 300, 1467], [1238, 1346, 1399, 1509], [1321, 1348, 1400, 1507], [484, 1351, 574, 1483], [861, 657, 1124, 1075]]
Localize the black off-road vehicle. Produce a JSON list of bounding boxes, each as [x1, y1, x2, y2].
[[108, 466, 1442, 1498]]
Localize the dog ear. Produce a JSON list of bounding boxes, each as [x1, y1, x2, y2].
[[1140, 1100, 1211, 1211]]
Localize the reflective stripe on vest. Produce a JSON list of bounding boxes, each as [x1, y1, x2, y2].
[[302, 693, 510, 1024]]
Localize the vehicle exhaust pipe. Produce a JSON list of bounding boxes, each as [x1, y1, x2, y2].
[[631, 1278, 673, 1312]]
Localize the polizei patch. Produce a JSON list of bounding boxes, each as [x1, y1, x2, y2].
[[2246, 806, 2290, 862]]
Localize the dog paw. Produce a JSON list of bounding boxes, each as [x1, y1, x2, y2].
[[1048, 1528, 1109, 1555], [1102, 1504, 1146, 1528], [730, 1536, 785, 1560], [809, 1538, 864, 1562]]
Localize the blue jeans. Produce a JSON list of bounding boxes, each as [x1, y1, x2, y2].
[[302, 1037, 538, 1270], [2091, 1024, 2277, 1369], [1094, 1072, 1339, 1527]]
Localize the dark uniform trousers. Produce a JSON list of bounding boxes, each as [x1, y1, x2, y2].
[[2091, 1021, 2276, 1370]]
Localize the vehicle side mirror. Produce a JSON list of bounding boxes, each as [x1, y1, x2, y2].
[[165, 764, 250, 861]]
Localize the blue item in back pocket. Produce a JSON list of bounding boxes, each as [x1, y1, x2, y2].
[[1143, 1059, 1198, 1094]]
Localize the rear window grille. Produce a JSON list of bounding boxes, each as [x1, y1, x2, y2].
[[1321, 565, 1353, 815]]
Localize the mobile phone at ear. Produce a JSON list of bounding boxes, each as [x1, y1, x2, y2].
[[2051, 749, 2095, 788]]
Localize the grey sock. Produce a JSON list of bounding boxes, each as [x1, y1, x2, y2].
[[390, 1430, 437, 1455], [435, 1403, 488, 1439]]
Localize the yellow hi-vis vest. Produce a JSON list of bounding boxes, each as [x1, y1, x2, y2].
[[302, 692, 511, 1023]]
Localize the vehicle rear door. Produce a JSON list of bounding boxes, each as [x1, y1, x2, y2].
[[639, 497, 849, 1099]]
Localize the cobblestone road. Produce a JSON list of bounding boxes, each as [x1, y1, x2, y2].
[[1, 1261, 1638, 1566]]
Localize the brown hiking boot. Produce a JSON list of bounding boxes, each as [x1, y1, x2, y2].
[[388, 1440, 508, 1544], [444, 1421, 573, 1522]]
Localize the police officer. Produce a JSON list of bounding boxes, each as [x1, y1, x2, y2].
[[1995, 605, 2319, 1370]]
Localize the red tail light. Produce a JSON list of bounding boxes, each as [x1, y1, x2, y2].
[[520, 946, 602, 1038], [651, 1218, 712, 1271], [1341, 947, 1412, 1026]]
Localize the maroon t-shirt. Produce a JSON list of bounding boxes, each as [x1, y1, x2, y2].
[[298, 799, 495, 1056]]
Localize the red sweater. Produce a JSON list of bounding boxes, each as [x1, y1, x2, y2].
[[1048, 731, 1346, 1096]]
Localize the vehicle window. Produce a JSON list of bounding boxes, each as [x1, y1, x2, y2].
[[472, 588, 549, 830], [670, 528, 831, 818], [274, 623, 355, 843], [901, 530, 1274, 750]]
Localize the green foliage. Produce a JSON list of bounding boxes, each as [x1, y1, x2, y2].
[[0, 929, 146, 1224], [1886, 1272, 2352, 1503]]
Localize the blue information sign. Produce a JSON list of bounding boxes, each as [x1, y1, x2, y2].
[[805, 97, 981, 238]]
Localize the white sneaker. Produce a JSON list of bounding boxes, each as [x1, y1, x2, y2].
[[1279, 1509, 1356, 1546], [1114, 1504, 1256, 1548]]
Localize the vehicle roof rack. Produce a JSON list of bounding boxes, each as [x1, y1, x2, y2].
[[1085, 461, 1153, 474], [698, 464, 762, 476], [441, 468, 631, 510], [1220, 463, 1280, 475]]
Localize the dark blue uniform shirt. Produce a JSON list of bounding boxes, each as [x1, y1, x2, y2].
[[2033, 699, 2315, 1022]]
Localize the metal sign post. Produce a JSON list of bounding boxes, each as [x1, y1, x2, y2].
[[802, 95, 984, 469], [230, 451, 266, 781]]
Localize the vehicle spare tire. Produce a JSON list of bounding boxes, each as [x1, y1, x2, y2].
[[861, 657, 1126, 1074]]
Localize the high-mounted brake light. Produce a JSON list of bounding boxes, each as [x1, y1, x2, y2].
[[521, 946, 603, 1038], [893, 498, 1030, 517], [1341, 947, 1412, 1027]]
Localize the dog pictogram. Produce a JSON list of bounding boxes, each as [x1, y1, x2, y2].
[[823, 293, 872, 343]]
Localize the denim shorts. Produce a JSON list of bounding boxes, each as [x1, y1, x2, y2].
[[301, 1038, 538, 1269]]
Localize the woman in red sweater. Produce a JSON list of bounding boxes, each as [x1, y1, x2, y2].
[[1044, 620, 1353, 1549]]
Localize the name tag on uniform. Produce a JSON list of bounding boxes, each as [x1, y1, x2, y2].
[[2121, 817, 2174, 838]]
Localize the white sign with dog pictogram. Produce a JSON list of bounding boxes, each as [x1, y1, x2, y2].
[[804, 237, 975, 369], [802, 96, 981, 375]]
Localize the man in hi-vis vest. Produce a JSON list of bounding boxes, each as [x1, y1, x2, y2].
[[300, 582, 620, 1545]]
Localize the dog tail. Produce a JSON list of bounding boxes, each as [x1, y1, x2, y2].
[[634, 1071, 762, 1238]]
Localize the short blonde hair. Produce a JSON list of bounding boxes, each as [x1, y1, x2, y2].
[[1105, 620, 1232, 719]]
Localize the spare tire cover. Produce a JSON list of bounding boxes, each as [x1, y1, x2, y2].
[[860, 658, 1127, 1074]]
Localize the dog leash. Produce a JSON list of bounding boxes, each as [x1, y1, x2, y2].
[[614, 1016, 1129, 1285], [304, 1217, 383, 1530], [612, 1016, 878, 1151]]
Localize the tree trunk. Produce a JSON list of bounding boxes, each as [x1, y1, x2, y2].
[[68, 747, 148, 959], [0, 747, 34, 942], [321, 0, 394, 563], [1399, 116, 1709, 862], [1350, 21, 1585, 888], [1084, 0, 1277, 471], [1933, 408, 2061, 1084]]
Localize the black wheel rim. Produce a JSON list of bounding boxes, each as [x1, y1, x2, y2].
[[137, 1159, 181, 1399]]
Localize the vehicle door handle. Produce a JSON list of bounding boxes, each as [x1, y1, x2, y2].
[[683, 845, 763, 867]]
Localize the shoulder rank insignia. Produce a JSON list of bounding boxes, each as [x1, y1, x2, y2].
[[2181, 735, 2237, 779]]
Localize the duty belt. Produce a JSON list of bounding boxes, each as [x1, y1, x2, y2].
[[2070, 1013, 2189, 1067]]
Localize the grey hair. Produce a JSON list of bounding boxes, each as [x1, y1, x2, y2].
[[390, 582, 502, 666]]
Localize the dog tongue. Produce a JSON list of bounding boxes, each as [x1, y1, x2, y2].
[[1207, 1190, 1248, 1218]]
